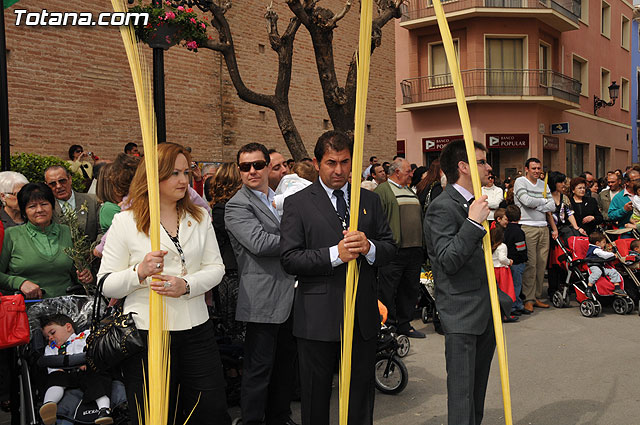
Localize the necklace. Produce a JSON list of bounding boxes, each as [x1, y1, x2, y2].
[[160, 207, 187, 276]]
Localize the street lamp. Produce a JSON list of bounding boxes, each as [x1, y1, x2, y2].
[[594, 81, 620, 115]]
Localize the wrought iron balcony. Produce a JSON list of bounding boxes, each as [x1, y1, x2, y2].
[[400, 68, 581, 109], [400, 0, 581, 31]]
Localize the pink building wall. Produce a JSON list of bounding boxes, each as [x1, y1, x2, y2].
[[396, 0, 634, 178]]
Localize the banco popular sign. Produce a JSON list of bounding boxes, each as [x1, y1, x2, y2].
[[422, 135, 463, 152], [485, 134, 529, 149]]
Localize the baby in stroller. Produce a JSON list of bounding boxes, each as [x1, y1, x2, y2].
[[586, 232, 626, 298], [39, 314, 113, 425]]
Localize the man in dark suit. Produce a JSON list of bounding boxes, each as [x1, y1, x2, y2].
[[423, 139, 494, 425], [280, 131, 396, 425], [225, 143, 297, 425], [45, 165, 100, 242]]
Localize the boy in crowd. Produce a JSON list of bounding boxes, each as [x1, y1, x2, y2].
[[493, 208, 508, 229], [40, 314, 113, 425], [504, 205, 528, 315], [585, 232, 626, 297]]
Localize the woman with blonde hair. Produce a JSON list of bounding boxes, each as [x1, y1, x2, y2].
[[97, 143, 229, 425]]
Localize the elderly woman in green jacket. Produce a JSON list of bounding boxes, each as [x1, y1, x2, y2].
[[0, 183, 93, 299]]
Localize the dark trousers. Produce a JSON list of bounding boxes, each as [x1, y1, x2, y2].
[[444, 319, 496, 425], [47, 369, 112, 402], [297, 319, 376, 425], [241, 314, 296, 425], [377, 247, 423, 331], [547, 266, 567, 298], [121, 320, 230, 425]]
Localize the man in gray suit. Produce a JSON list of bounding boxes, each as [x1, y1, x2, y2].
[[44, 165, 100, 242], [599, 172, 622, 220], [424, 139, 494, 425], [225, 143, 297, 425]]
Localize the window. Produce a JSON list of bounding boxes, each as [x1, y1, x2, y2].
[[539, 43, 551, 86], [601, 68, 611, 101], [580, 0, 589, 24], [486, 38, 524, 95], [601, 1, 611, 38], [621, 15, 630, 50], [595, 147, 608, 178], [572, 55, 588, 96], [566, 142, 584, 178], [429, 40, 459, 88], [621, 77, 629, 110]]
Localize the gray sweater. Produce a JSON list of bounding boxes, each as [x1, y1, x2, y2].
[[513, 176, 555, 226]]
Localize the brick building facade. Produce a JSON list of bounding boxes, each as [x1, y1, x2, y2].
[[2, 0, 397, 164]]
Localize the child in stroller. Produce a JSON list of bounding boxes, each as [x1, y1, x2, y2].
[[585, 232, 626, 298], [39, 314, 112, 425]]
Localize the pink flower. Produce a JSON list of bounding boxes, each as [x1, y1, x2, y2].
[[177, 6, 184, 11], [165, 1, 170, 4], [190, 18, 196, 24], [165, 36, 172, 43], [200, 22, 206, 29], [164, 11, 175, 20], [186, 41, 198, 50]]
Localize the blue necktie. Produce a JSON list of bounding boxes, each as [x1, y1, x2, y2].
[[334, 189, 347, 222]]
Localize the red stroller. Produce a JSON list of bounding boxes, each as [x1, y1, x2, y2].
[[552, 236, 634, 317]]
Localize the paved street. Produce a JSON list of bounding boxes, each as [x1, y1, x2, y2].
[[3, 299, 640, 425]]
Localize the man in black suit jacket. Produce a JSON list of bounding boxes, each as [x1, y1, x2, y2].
[[424, 139, 494, 425], [280, 131, 396, 425]]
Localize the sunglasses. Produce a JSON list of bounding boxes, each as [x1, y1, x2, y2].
[[238, 160, 267, 172], [47, 178, 68, 188]]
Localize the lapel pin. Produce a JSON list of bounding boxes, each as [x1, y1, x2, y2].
[[188, 221, 192, 227], [463, 204, 468, 208], [363, 209, 367, 215]]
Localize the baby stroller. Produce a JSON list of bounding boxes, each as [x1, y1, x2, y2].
[[374, 323, 409, 395], [418, 270, 442, 334], [11, 295, 128, 425], [552, 237, 634, 317], [604, 229, 640, 313]]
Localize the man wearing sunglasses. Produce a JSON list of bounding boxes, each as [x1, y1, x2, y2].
[[225, 143, 297, 425], [280, 131, 396, 425], [44, 166, 100, 243]]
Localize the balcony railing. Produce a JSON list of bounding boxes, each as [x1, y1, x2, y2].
[[400, 0, 581, 23], [400, 68, 581, 105]]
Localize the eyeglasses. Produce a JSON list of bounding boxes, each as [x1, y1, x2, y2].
[[47, 178, 68, 188], [238, 160, 267, 172], [488, 176, 495, 180]]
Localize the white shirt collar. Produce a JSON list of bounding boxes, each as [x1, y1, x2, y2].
[[452, 183, 474, 202], [319, 177, 349, 200], [57, 191, 76, 210]]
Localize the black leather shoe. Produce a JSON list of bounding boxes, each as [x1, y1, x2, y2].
[[94, 407, 113, 425], [400, 327, 426, 339], [285, 418, 300, 425]]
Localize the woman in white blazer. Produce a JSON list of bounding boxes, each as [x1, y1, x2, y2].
[[97, 143, 229, 425]]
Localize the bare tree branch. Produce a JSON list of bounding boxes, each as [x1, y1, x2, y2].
[[328, 0, 352, 27]]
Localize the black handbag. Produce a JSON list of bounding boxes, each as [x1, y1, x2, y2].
[[86, 273, 144, 371]]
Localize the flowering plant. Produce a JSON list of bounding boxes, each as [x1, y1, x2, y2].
[[129, 1, 210, 52]]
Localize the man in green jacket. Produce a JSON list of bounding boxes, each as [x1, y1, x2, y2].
[[608, 170, 640, 226], [374, 158, 425, 338]]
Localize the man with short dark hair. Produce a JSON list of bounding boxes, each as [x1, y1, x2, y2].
[[44, 166, 100, 243], [580, 171, 595, 197], [424, 139, 494, 425], [600, 172, 623, 220], [362, 155, 378, 180], [375, 158, 424, 338], [514, 158, 555, 313], [280, 131, 396, 425], [225, 143, 297, 425], [268, 149, 290, 191], [124, 142, 139, 156]]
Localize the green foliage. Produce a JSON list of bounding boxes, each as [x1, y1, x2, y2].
[[10, 153, 87, 192], [129, 1, 210, 52], [59, 201, 96, 295]]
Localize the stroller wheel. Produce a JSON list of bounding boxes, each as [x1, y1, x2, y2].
[[374, 354, 408, 395], [551, 291, 565, 308], [613, 297, 629, 315], [625, 297, 635, 314], [580, 299, 600, 317], [421, 306, 430, 324], [396, 335, 410, 358]]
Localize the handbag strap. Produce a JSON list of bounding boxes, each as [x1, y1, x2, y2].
[[91, 273, 111, 331]]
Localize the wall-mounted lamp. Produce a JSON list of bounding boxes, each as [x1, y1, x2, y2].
[[594, 81, 620, 115]]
